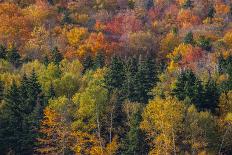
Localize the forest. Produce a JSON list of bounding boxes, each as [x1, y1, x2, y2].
[[0, 0, 232, 154]]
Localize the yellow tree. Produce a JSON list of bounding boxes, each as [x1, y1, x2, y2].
[[140, 97, 185, 155]]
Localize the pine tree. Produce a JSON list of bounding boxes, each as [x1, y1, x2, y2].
[[104, 56, 125, 92], [121, 112, 148, 155], [51, 47, 63, 65], [184, 31, 194, 45], [0, 44, 6, 59], [134, 55, 157, 103], [202, 79, 219, 112], [3, 81, 24, 153], [83, 55, 94, 73], [94, 52, 105, 69], [7, 46, 21, 67], [0, 80, 3, 101], [48, 82, 56, 99], [182, 0, 193, 9], [43, 55, 50, 66], [208, 6, 216, 18], [172, 70, 204, 109], [197, 36, 212, 51], [123, 57, 138, 102]]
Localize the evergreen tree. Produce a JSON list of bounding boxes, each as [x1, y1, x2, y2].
[[134, 55, 157, 103], [51, 47, 63, 65], [123, 57, 138, 102], [146, 0, 154, 10], [182, 0, 193, 9], [121, 112, 148, 155], [3, 81, 24, 154], [208, 6, 216, 18], [83, 55, 94, 73], [94, 52, 105, 69], [172, 70, 204, 109], [202, 79, 219, 112], [184, 31, 194, 45], [7, 46, 21, 67], [197, 36, 212, 51], [0, 80, 3, 101], [104, 56, 125, 92], [0, 44, 6, 59], [48, 82, 56, 99], [43, 55, 50, 66]]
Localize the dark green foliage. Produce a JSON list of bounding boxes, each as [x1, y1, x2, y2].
[[43, 55, 50, 66], [202, 79, 219, 113], [121, 111, 149, 155], [128, 0, 135, 9], [83, 55, 94, 73], [197, 36, 212, 51], [6, 46, 21, 67], [0, 80, 3, 100], [208, 6, 216, 18], [123, 57, 138, 102], [0, 71, 45, 154], [134, 55, 157, 103], [48, 82, 56, 99], [182, 0, 193, 9], [94, 52, 105, 69], [146, 0, 154, 10], [105, 56, 125, 91], [184, 31, 194, 45], [172, 70, 204, 109], [0, 44, 6, 59], [218, 56, 232, 92], [51, 47, 63, 65]]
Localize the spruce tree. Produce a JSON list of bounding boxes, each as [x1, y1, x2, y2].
[[184, 31, 194, 45], [197, 36, 212, 51], [51, 47, 63, 65], [123, 57, 138, 101], [182, 0, 193, 9], [202, 79, 219, 112], [0, 80, 3, 101], [83, 55, 94, 73], [172, 70, 204, 109], [94, 52, 105, 69], [134, 55, 157, 103], [208, 6, 216, 18], [43, 55, 50, 66], [104, 56, 125, 92], [0, 44, 6, 59], [7, 46, 21, 67], [121, 112, 148, 155], [48, 82, 56, 99]]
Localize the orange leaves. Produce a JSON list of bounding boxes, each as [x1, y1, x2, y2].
[[0, 3, 32, 47], [167, 44, 204, 72], [177, 9, 200, 28], [66, 27, 89, 47], [215, 2, 230, 16]]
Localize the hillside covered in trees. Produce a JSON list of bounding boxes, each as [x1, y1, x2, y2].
[[1, 0, 232, 154]]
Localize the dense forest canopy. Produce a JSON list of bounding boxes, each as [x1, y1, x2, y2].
[[1, 0, 232, 154]]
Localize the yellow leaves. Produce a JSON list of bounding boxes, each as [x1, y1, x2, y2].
[[223, 31, 232, 48], [219, 91, 232, 117], [141, 97, 185, 154], [67, 27, 89, 47], [160, 32, 180, 54]]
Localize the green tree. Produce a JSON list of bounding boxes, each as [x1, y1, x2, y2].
[[7, 46, 21, 67], [51, 47, 63, 65], [183, 31, 194, 45], [197, 36, 212, 51], [94, 52, 105, 69], [172, 70, 204, 109], [121, 111, 148, 155], [182, 0, 193, 9], [83, 55, 94, 73], [0, 44, 6, 59], [104, 56, 125, 92]]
